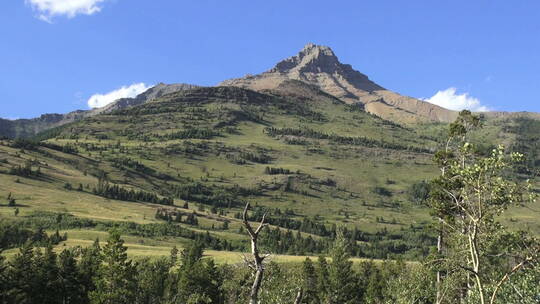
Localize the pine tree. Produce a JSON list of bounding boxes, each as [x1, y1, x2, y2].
[[79, 238, 102, 304], [33, 244, 62, 304], [90, 232, 137, 304], [7, 242, 37, 304], [58, 249, 85, 304], [0, 254, 9, 304], [135, 258, 170, 304], [316, 256, 329, 302], [170, 246, 179, 266], [327, 227, 359, 304], [170, 242, 223, 304], [301, 258, 320, 304]]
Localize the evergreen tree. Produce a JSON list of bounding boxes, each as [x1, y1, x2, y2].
[[79, 238, 102, 304], [135, 257, 170, 304], [0, 254, 8, 304], [327, 227, 358, 304], [316, 256, 329, 302], [33, 244, 62, 304], [170, 246, 179, 266], [58, 249, 85, 304], [7, 242, 36, 304], [301, 258, 320, 304], [169, 242, 223, 304], [90, 232, 137, 304]]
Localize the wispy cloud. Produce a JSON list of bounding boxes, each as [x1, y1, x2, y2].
[[424, 87, 491, 112], [26, 0, 107, 22], [88, 83, 151, 109]]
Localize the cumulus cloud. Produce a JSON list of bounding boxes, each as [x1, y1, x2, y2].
[[26, 0, 107, 22], [88, 83, 151, 109], [424, 87, 490, 112]]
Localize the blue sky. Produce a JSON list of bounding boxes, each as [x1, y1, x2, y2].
[[2, 1, 540, 119]]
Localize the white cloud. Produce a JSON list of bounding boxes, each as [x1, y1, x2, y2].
[[88, 83, 151, 109], [424, 87, 490, 112], [26, 0, 107, 22]]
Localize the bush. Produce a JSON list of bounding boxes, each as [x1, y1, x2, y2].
[[408, 181, 430, 205], [373, 186, 392, 197]]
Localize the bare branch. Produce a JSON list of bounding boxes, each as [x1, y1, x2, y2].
[[489, 257, 532, 304], [242, 203, 256, 238], [254, 213, 268, 235]]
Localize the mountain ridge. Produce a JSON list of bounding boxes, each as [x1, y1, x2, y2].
[[0, 83, 198, 138], [2, 43, 540, 138]]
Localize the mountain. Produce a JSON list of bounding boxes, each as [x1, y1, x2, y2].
[[0, 111, 91, 139], [221, 43, 459, 123], [0, 84, 446, 259], [1, 74, 539, 263], [96, 83, 199, 113], [4, 43, 540, 139], [0, 83, 198, 138]]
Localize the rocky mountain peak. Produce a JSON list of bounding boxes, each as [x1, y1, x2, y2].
[[270, 43, 342, 74], [220, 43, 458, 123]]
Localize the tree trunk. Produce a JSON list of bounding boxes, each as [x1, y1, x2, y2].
[[243, 203, 269, 304], [249, 266, 264, 304], [293, 288, 303, 304], [436, 227, 442, 304]]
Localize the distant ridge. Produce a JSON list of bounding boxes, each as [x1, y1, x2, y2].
[[0, 83, 198, 138]]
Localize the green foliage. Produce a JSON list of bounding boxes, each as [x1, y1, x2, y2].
[[326, 228, 359, 304], [135, 257, 170, 304], [408, 180, 431, 205], [428, 110, 540, 304], [170, 182, 258, 208], [300, 258, 320, 304], [171, 242, 224, 304], [93, 178, 173, 206], [0, 220, 66, 249], [9, 160, 39, 177], [264, 166, 296, 175], [264, 127, 430, 152], [90, 231, 137, 304], [372, 186, 392, 197], [58, 249, 87, 304], [506, 117, 540, 175], [383, 264, 435, 304], [160, 128, 220, 140]]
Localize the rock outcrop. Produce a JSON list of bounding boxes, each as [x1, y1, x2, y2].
[[221, 43, 458, 123]]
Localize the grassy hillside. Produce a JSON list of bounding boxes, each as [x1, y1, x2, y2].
[[1, 84, 539, 262]]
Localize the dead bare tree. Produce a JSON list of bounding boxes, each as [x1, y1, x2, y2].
[[293, 288, 303, 304], [242, 203, 269, 304]]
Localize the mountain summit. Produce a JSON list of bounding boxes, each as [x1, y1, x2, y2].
[[221, 43, 457, 123], [270, 43, 383, 93]]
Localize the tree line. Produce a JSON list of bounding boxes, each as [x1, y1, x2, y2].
[[92, 177, 174, 206], [264, 127, 431, 153]]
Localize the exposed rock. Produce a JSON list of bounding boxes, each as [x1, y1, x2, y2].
[[221, 43, 458, 123]]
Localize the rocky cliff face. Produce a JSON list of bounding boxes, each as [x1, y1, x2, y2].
[[221, 43, 458, 123]]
